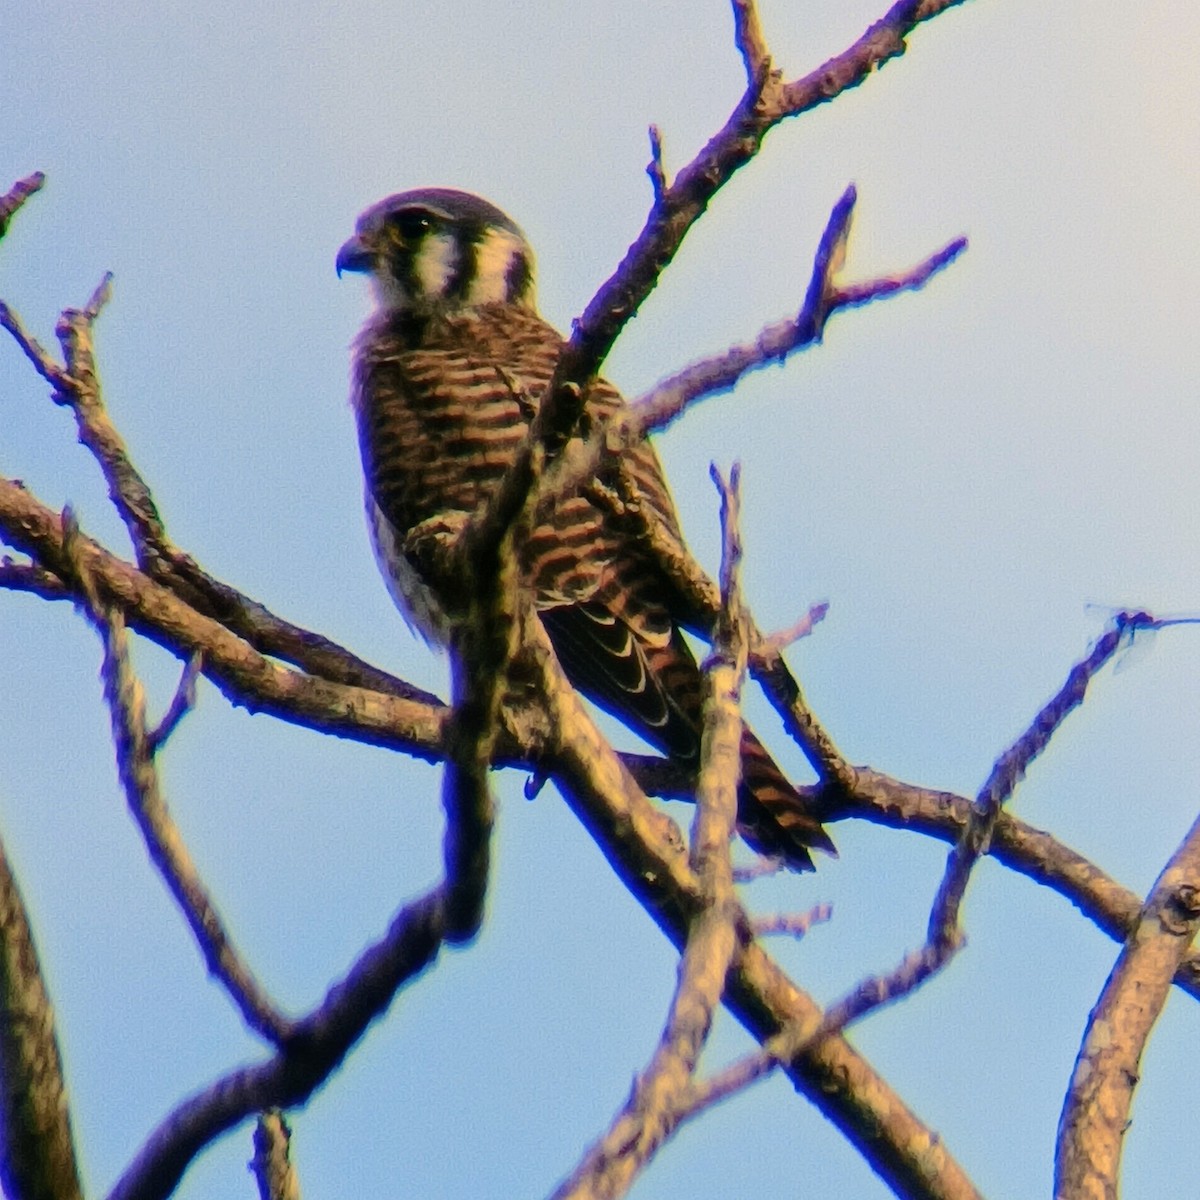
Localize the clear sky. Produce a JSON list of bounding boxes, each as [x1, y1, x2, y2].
[[3, 1, 1200, 1197]]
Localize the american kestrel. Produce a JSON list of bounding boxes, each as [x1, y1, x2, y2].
[[337, 188, 832, 869]]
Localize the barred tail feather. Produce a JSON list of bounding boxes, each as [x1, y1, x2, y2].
[[735, 728, 835, 871]]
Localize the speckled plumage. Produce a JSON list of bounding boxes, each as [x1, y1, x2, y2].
[[339, 189, 832, 868]]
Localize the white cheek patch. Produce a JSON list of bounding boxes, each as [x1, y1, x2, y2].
[[468, 227, 525, 305], [413, 231, 460, 302]]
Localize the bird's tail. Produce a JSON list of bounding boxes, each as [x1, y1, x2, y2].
[[735, 727, 835, 871]]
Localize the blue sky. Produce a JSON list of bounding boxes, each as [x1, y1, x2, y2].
[[3, 1, 1200, 1197]]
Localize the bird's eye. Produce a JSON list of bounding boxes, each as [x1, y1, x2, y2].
[[388, 209, 435, 242]]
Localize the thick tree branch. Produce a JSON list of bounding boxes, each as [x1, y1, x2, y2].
[[535, 0, 970, 445], [480, 0, 971, 613], [534, 623, 983, 1200], [1054, 814, 1200, 1200], [0, 828, 84, 1200], [12, 476, 1200, 1004], [438, 495, 523, 942], [0, 478, 447, 755]]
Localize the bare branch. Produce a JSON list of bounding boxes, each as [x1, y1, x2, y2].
[[630, 190, 962, 437], [16, 473, 1199, 1008], [0, 557, 66, 599], [250, 1111, 301, 1200], [146, 652, 203, 753], [825, 766, 1200, 1003], [0, 300, 72, 390], [645, 125, 667, 205], [831, 235, 968, 309], [751, 906, 832, 939], [552, 467, 749, 1200], [60, 510, 292, 1043], [546, 187, 962, 509], [795, 613, 1178, 1046], [482, 0, 971, 601], [536, 0, 967, 444], [929, 610, 1159, 945], [732, 855, 784, 883], [0, 477, 448, 756], [438, 516, 519, 943], [731, 0, 771, 83], [535, 626, 983, 1200], [0, 172, 46, 238], [0, 828, 84, 1200], [759, 602, 829, 653], [672, 1046, 778, 1127], [51, 278, 175, 569], [1055, 815, 1200, 1200], [107, 889, 447, 1200], [2, 306, 420, 700]]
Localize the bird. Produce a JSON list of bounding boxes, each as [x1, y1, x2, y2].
[[337, 187, 833, 869]]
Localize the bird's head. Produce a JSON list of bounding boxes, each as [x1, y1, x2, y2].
[[336, 188, 536, 317]]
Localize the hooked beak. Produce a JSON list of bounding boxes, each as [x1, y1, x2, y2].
[[335, 234, 374, 277]]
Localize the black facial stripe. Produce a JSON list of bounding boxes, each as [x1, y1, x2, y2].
[[505, 249, 532, 302], [390, 242, 421, 296], [443, 226, 481, 302]]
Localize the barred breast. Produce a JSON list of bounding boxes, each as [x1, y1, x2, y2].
[[351, 303, 687, 636]]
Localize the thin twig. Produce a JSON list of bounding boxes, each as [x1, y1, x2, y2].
[[53, 278, 174, 569], [147, 652, 203, 752], [732, 855, 784, 883], [646, 125, 667, 204], [0, 172, 46, 238], [60, 509, 293, 1044], [0, 300, 72, 389], [731, 0, 771, 83], [789, 611, 1179, 1052], [752, 906, 833, 939], [759, 602, 829, 653], [629, 189, 964, 437], [929, 610, 1160, 946]]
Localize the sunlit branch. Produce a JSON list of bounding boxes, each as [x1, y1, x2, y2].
[[536, 627, 983, 1200], [0, 477, 447, 753], [551, 467, 748, 1200], [250, 1111, 301, 1200], [1055, 814, 1200, 1199]]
